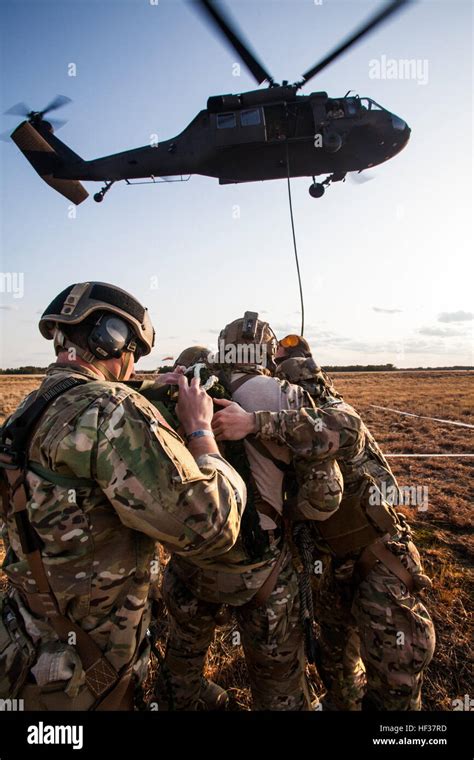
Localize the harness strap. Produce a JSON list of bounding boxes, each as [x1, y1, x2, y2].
[[229, 374, 254, 394], [28, 461, 96, 488], [250, 548, 287, 608], [356, 535, 415, 592], [246, 435, 291, 474], [1, 377, 87, 453]]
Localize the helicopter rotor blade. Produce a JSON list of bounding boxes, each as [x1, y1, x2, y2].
[[0, 129, 14, 142], [296, 0, 413, 88], [193, 0, 274, 85], [41, 95, 72, 116], [48, 118, 68, 130], [4, 102, 31, 117]]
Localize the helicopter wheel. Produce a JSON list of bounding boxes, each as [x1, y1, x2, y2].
[[93, 192, 104, 203], [309, 182, 325, 198]]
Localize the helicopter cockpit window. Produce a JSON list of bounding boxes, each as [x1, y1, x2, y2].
[[360, 98, 385, 112], [344, 98, 360, 117], [217, 112, 237, 129], [240, 108, 261, 127]]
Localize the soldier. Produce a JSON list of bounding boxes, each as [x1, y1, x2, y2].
[[0, 281, 246, 710], [173, 346, 211, 370], [212, 356, 436, 711], [156, 313, 343, 711], [275, 334, 313, 364]]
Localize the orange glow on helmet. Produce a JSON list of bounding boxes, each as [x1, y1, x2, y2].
[[279, 334, 301, 348]]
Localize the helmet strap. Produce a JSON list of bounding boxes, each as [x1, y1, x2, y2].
[[92, 350, 133, 381], [117, 350, 134, 381]]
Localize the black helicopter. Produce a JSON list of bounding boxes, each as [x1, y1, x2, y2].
[[4, 0, 412, 205]]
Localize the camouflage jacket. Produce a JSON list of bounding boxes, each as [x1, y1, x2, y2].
[[256, 398, 397, 485], [255, 399, 405, 556], [1, 363, 246, 674], [123, 372, 278, 605], [166, 368, 343, 605]]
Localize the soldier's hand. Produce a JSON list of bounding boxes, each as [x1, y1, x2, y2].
[[153, 368, 185, 387], [212, 399, 257, 441], [176, 374, 213, 436]]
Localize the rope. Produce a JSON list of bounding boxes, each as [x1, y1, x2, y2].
[[293, 522, 319, 664], [370, 404, 474, 429], [385, 453, 474, 458], [285, 142, 305, 336]]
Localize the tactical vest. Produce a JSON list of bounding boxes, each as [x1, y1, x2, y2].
[[315, 474, 402, 557], [310, 399, 404, 557]]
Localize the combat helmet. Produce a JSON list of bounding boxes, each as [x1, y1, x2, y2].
[[218, 311, 277, 369], [276, 356, 340, 401], [276, 356, 321, 384], [39, 282, 155, 383], [173, 345, 211, 369], [276, 334, 312, 362], [39, 281, 155, 361]]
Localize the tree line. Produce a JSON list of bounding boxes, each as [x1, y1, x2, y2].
[[1, 363, 472, 375]]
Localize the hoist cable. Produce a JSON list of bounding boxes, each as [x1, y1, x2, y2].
[[285, 143, 305, 336]]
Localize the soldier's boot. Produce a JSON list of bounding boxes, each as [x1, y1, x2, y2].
[[196, 677, 229, 711]]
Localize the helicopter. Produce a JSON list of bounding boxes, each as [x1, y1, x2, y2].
[[4, 0, 412, 205]]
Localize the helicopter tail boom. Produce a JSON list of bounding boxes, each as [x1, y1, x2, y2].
[[11, 121, 89, 205]]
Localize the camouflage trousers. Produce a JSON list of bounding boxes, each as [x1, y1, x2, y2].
[[158, 556, 310, 711], [313, 536, 436, 711]]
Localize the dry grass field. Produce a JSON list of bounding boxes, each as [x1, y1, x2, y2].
[[0, 371, 472, 711]]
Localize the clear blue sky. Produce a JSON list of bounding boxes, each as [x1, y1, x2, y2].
[[1, 0, 472, 368]]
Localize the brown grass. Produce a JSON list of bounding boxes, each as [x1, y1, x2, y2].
[[1, 371, 472, 710]]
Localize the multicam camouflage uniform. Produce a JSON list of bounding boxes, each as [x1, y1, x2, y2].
[[157, 325, 343, 711], [256, 362, 435, 710], [1, 363, 245, 709]]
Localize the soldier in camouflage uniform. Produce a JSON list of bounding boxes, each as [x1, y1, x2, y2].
[[0, 282, 246, 710], [173, 346, 211, 370], [156, 314, 343, 710], [213, 356, 436, 711], [275, 334, 313, 364]]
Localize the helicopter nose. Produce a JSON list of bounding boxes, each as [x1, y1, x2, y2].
[[391, 114, 410, 143]]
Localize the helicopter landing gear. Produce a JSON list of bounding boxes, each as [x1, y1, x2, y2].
[[309, 181, 325, 198], [309, 172, 347, 198], [93, 181, 115, 203]]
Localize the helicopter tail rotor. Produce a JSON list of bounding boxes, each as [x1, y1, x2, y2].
[[3, 94, 72, 132]]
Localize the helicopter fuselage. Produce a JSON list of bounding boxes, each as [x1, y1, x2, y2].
[[52, 88, 410, 186]]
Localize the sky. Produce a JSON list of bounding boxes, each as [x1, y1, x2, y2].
[[0, 0, 472, 369]]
